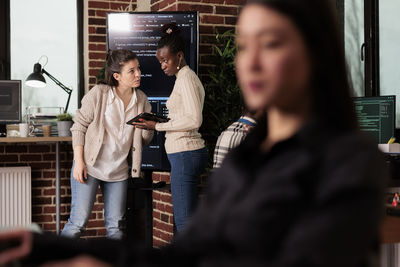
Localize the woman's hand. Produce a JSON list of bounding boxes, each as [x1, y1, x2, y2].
[[41, 255, 112, 267], [132, 119, 157, 130], [0, 229, 33, 265], [73, 159, 87, 184]]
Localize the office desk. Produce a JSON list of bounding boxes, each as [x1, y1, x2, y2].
[[0, 136, 72, 234]]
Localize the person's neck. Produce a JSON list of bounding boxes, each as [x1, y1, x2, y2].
[[115, 86, 133, 100], [175, 60, 187, 75], [261, 105, 310, 151]]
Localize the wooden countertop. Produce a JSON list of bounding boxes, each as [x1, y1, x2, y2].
[[0, 136, 72, 143], [381, 215, 400, 244]]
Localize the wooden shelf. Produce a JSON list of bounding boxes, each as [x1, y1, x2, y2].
[[0, 136, 72, 143]]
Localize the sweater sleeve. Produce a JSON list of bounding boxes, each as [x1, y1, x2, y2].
[[155, 73, 204, 132], [70, 86, 99, 147], [141, 98, 154, 146]]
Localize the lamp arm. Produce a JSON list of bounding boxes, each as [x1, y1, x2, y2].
[[42, 68, 73, 112]]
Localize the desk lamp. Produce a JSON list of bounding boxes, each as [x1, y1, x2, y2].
[[25, 56, 73, 112]]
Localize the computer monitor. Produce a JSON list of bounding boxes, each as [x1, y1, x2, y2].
[[0, 80, 22, 137], [353, 95, 395, 144], [106, 12, 199, 171]]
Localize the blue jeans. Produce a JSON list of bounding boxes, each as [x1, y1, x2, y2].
[[167, 147, 208, 232], [61, 167, 128, 239]]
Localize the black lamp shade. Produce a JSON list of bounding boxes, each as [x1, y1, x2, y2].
[[25, 63, 46, 87]]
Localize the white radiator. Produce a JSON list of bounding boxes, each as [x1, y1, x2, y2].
[[0, 167, 32, 227]]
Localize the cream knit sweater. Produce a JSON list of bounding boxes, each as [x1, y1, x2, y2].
[[71, 84, 153, 177], [155, 66, 205, 154]]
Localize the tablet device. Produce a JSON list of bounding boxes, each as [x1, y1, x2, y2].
[[126, 112, 170, 125]]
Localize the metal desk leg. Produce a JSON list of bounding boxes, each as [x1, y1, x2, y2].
[[56, 142, 60, 234]]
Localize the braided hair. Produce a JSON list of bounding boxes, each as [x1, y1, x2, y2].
[[157, 23, 185, 55]]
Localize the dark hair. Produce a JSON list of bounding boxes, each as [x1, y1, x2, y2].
[[105, 49, 138, 87], [245, 0, 358, 130], [157, 23, 185, 55]]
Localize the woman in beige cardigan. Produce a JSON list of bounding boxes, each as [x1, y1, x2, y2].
[[61, 50, 153, 239]]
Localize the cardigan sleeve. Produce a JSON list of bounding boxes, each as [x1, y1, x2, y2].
[[70, 86, 100, 147]]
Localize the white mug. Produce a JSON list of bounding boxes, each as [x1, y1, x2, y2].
[[19, 123, 29, 137]]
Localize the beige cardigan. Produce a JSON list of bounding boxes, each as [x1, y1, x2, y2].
[[71, 84, 153, 177]]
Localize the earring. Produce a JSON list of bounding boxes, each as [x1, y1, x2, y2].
[[177, 57, 182, 70]]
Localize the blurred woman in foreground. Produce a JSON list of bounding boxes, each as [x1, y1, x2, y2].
[[0, 0, 388, 266]]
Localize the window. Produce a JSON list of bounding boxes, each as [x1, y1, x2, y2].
[[3, 0, 83, 117]]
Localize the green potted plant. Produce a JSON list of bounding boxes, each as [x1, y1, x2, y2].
[[201, 30, 243, 168], [56, 113, 73, 136]]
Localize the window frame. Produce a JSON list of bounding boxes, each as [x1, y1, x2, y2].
[[0, 0, 84, 107]]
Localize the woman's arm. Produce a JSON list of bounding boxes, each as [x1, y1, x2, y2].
[[72, 145, 87, 184], [155, 75, 204, 132], [141, 99, 154, 146], [70, 87, 99, 147]]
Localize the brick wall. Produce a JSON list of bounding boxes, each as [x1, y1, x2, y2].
[[152, 172, 174, 247], [151, 0, 245, 80], [2, 0, 243, 243], [88, 0, 138, 89], [0, 142, 107, 237]]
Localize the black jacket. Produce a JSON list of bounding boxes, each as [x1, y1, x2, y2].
[[30, 120, 388, 267]]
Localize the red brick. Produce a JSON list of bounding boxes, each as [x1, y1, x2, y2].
[[44, 188, 56, 195], [32, 215, 53, 223], [87, 220, 105, 228], [162, 5, 177, 11], [32, 197, 52, 205], [42, 154, 55, 161], [43, 171, 55, 178], [89, 35, 106, 43], [29, 144, 51, 153], [200, 44, 212, 53], [89, 52, 107, 60], [177, 4, 213, 13], [153, 238, 169, 248], [89, 61, 106, 68], [5, 145, 27, 153], [216, 5, 238, 15], [44, 206, 56, 213], [89, 69, 102, 76], [88, 9, 96, 16], [200, 25, 214, 34], [159, 0, 175, 9], [215, 26, 235, 34], [93, 204, 104, 211], [19, 154, 41, 162], [159, 193, 172, 203], [88, 18, 106, 26], [201, 15, 224, 24], [151, 3, 160, 11], [96, 10, 108, 18], [111, 3, 136, 10], [160, 213, 170, 223], [32, 188, 42, 197], [153, 210, 161, 220], [96, 27, 106, 34], [29, 162, 52, 169], [203, 0, 225, 3], [32, 180, 52, 187], [225, 16, 237, 25], [225, 0, 246, 5], [88, 1, 109, 9], [165, 204, 173, 213], [43, 223, 56, 231], [89, 43, 107, 51], [61, 196, 71, 204], [0, 154, 18, 162]]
